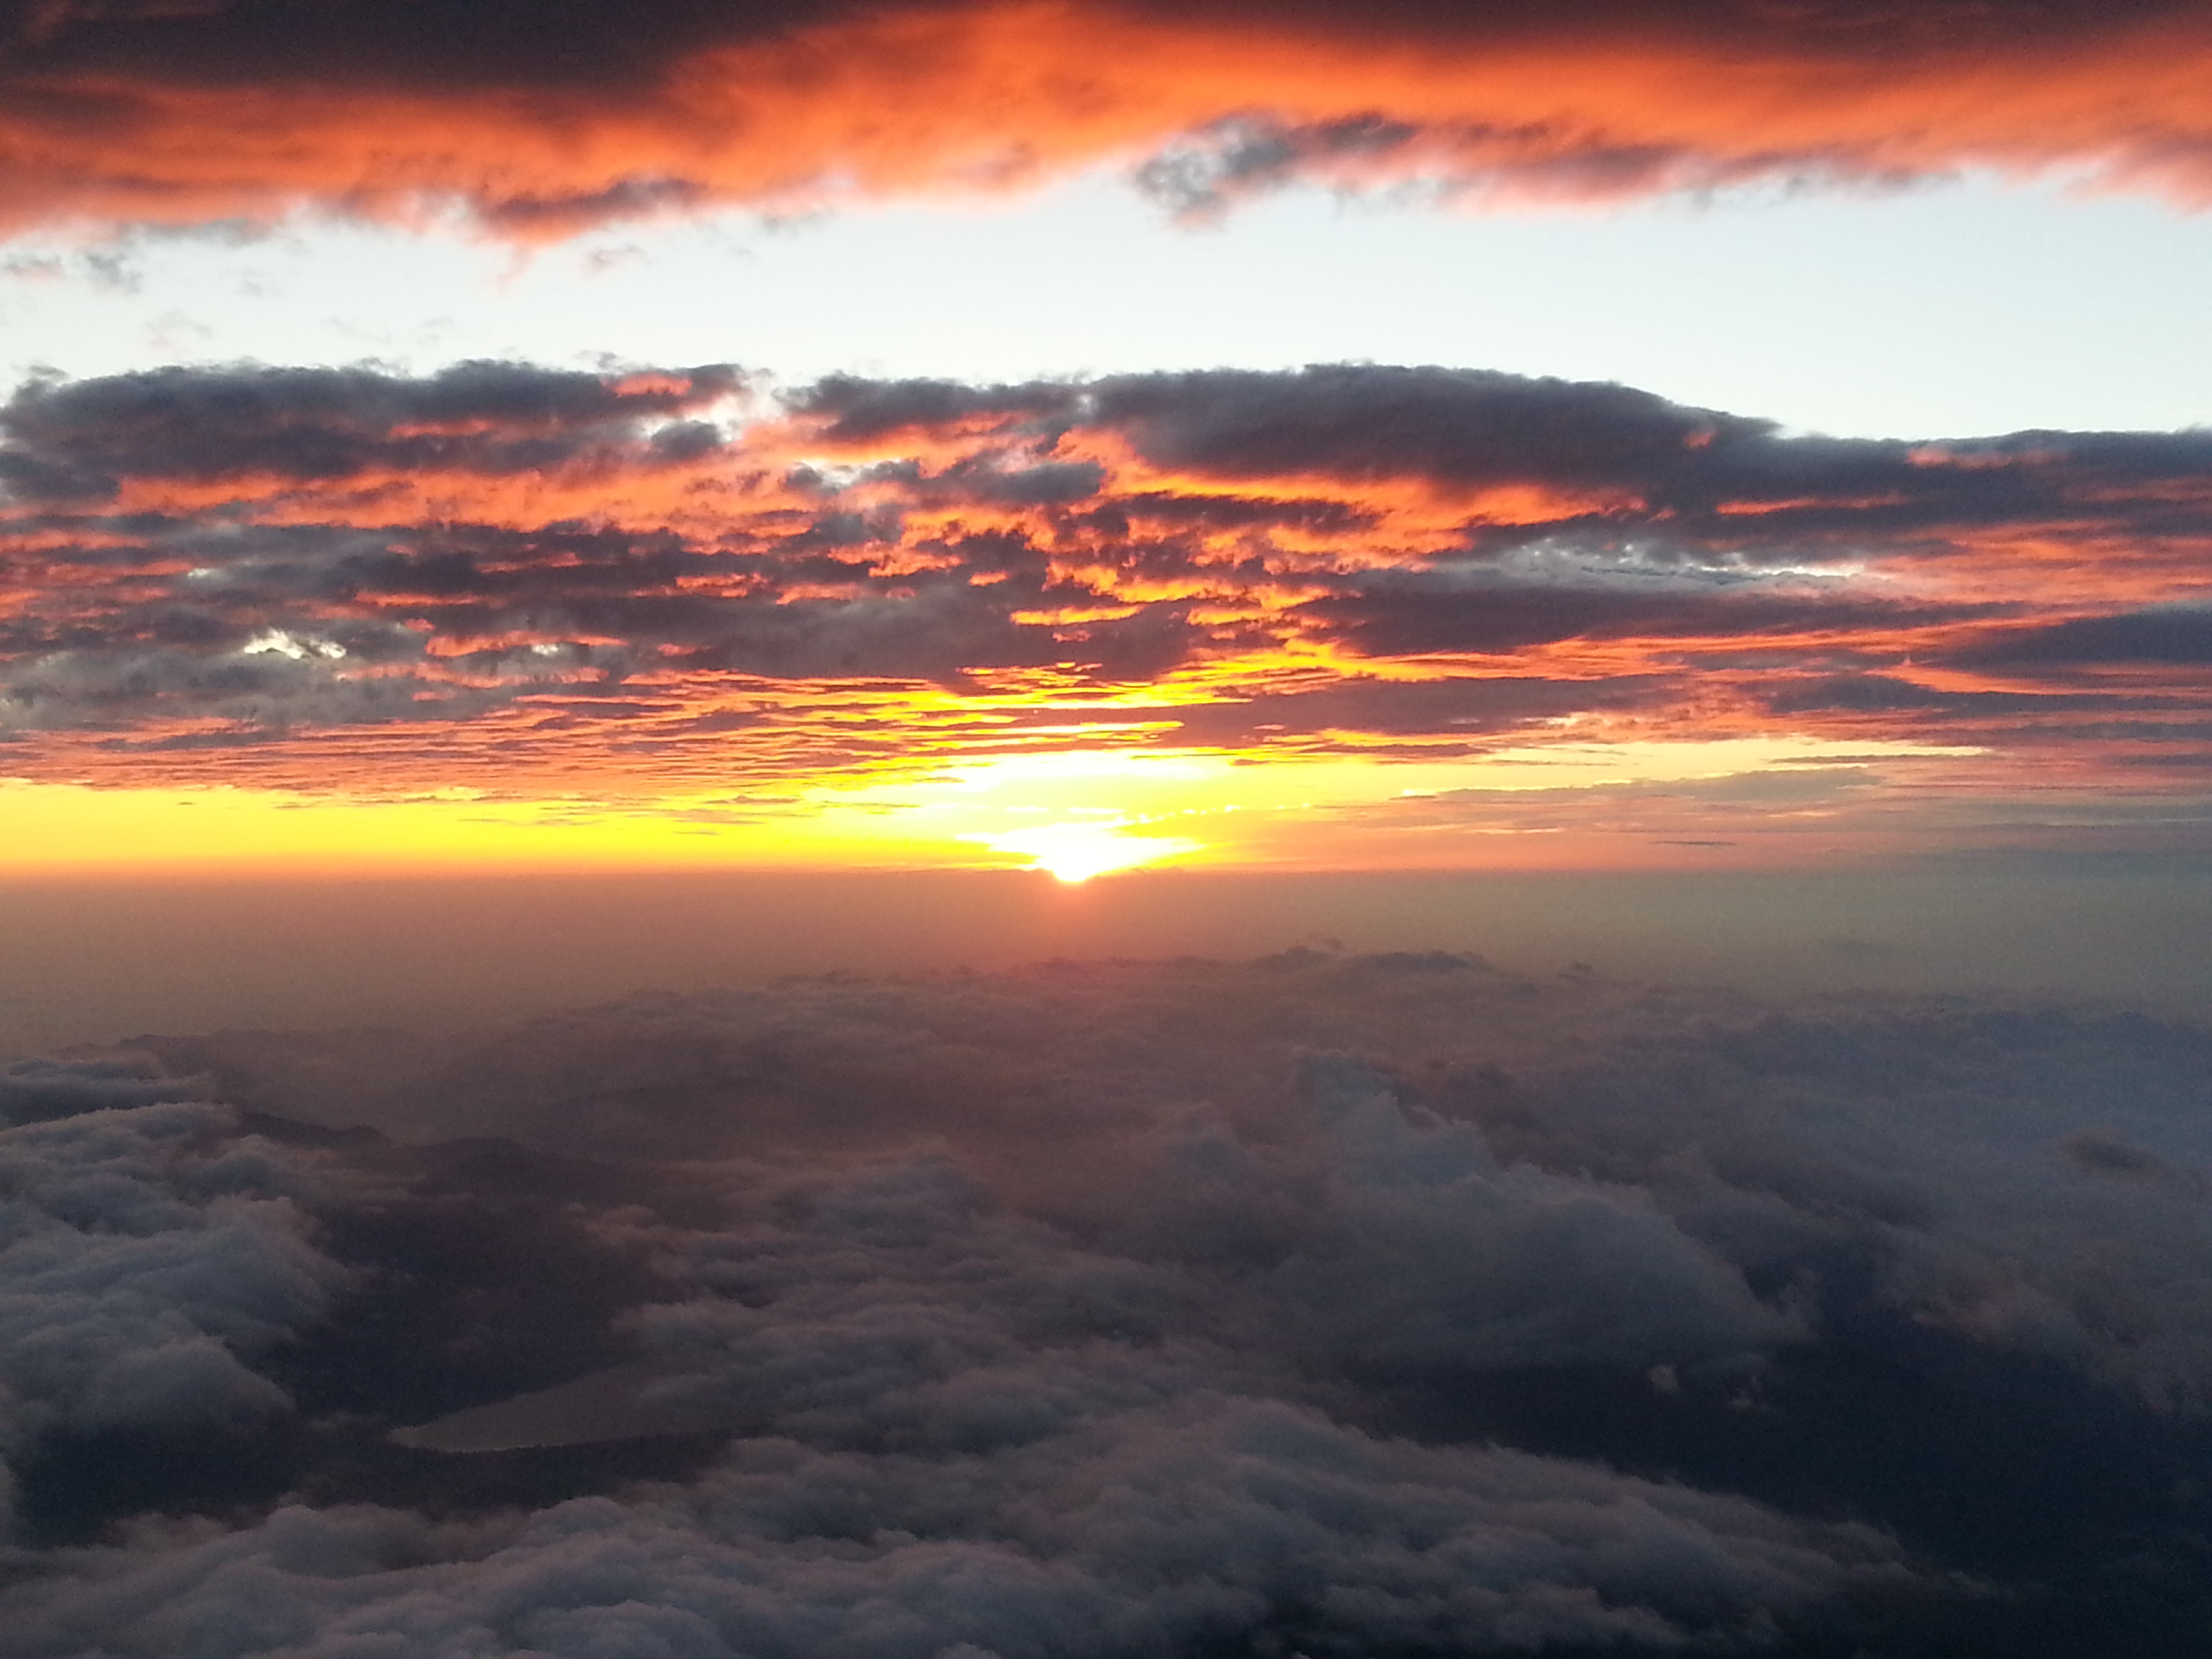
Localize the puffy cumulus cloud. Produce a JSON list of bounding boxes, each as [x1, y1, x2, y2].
[[2, 1, 2212, 234], [3, 361, 2210, 832], [13, 954, 2212, 1650], [0, 1063, 350, 1525]]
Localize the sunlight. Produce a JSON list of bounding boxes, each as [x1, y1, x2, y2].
[[969, 819, 1204, 882]]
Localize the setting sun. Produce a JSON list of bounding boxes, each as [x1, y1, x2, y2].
[[968, 819, 1204, 882]]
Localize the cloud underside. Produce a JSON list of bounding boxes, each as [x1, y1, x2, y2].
[[5, 954, 2212, 1654], [3, 1, 2212, 230], [0, 359, 2207, 846]]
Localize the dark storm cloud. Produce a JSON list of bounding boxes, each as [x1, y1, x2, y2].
[[8, 954, 2212, 1652]]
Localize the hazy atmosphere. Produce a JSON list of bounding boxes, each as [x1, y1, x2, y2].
[[3, 1, 2210, 1654]]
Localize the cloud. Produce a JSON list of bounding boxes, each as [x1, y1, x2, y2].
[[0, 1052, 205, 1122], [3, 1401, 1919, 1659], [0, 361, 742, 503], [7, 954, 2212, 1649], [0, 1072, 350, 1528], [4, 2, 2212, 233], [1944, 606, 2212, 668], [1089, 365, 1767, 493], [1, 361, 2209, 848], [1290, 569, 1990, 658]]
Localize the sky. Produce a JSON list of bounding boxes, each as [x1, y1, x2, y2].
[[1, 0, 2209, 884], [7, 8, 2212, 1655]]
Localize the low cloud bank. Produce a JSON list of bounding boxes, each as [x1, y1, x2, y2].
[[4, 953, 2212, 1653]]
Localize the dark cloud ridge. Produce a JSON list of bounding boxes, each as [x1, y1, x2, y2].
[[798, 365, 2212, 526], [0, 361, 742, 501], [4, 0, 2194, 94], [1946, 606, 2212, 668]]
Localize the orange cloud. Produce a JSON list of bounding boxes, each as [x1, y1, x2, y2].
[[3, 3, 2211, 234], [3, 359, 2209, 873]]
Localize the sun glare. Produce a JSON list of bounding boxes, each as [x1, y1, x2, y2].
[[971, 820, 1203, 882]]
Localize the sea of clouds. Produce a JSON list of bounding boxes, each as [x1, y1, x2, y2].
[[3, 951, 2209, 1656]]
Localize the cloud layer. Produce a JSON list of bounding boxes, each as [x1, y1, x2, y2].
[[4, 1, 2212, 232], [0, 1059, 347, 1522], [5, 954, 2212, 1653], [2, 359, 2207, 859]]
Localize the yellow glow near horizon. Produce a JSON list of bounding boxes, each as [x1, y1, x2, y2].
[[0, 733, 1986, 878], [807, 733, 1984, 869], [0, 779, 847, 873]]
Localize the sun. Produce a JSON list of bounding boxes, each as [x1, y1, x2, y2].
[[973, 819, 1202, 882]]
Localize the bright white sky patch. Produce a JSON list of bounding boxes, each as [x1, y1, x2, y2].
[[5, 172, 2211, 439], [798, 736, 1988, 874]]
